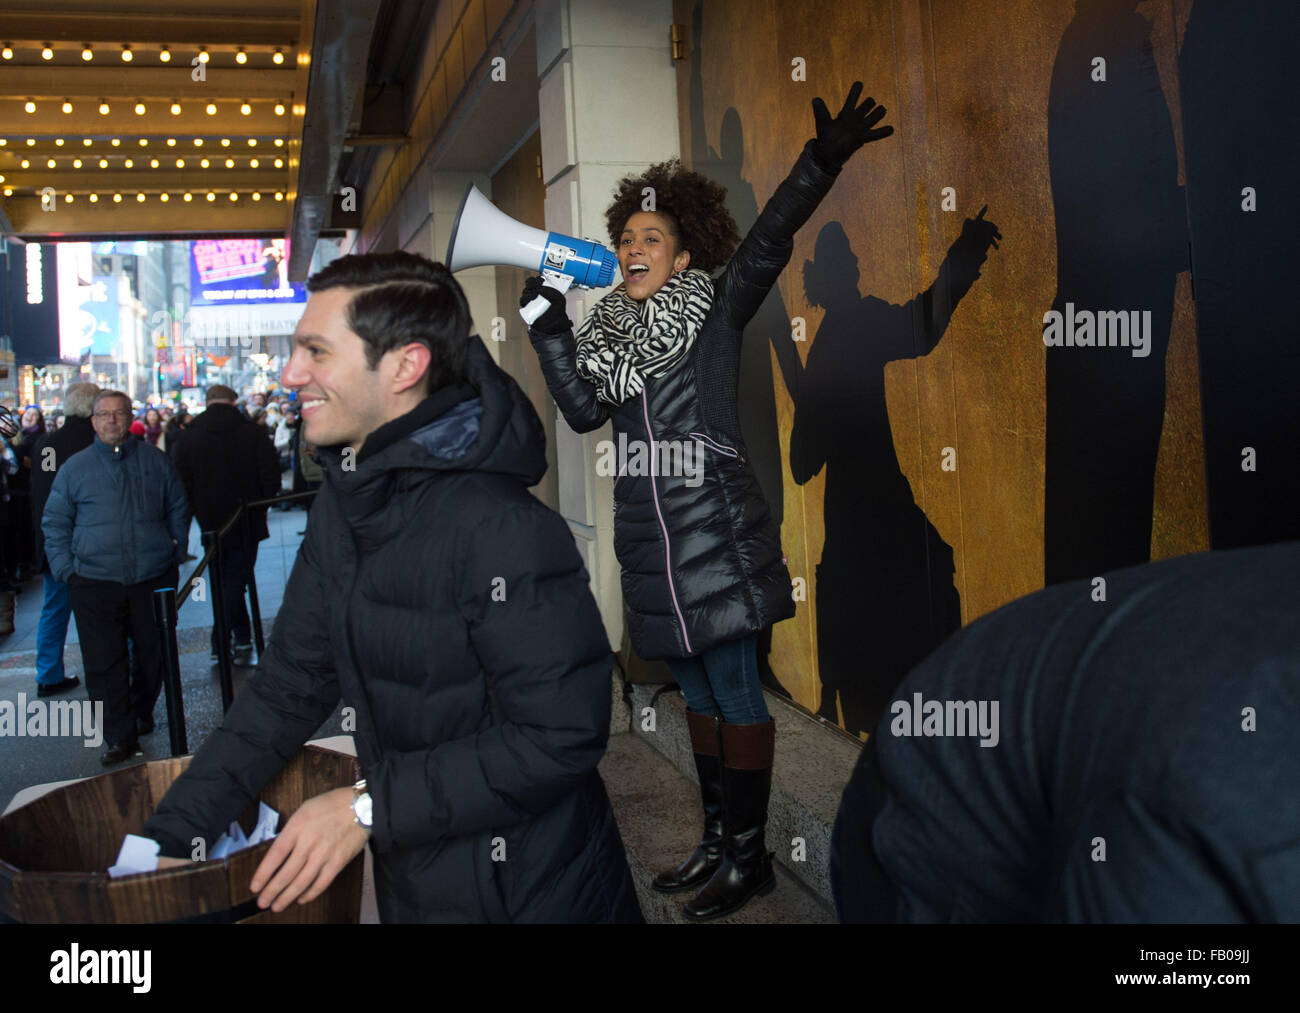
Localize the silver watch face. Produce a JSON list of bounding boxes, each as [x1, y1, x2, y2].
[[354, 792, 373, 828]]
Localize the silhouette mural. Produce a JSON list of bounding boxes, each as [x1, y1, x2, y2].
[[781, 215, 1001, 737], [1043, 0, 1186, 584], [1179, 1, 1300, 549], [668, 0, 1297, 740]]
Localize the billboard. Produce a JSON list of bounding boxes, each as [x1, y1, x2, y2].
[[189, 239, 306, 306], [55, 243, 119, 359]]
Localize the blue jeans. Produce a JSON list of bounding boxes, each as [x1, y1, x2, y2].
[[35, 573, 73, 685], [666, 633, 770, 725]]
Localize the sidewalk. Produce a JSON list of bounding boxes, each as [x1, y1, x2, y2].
[[0, 505, 329, 812]]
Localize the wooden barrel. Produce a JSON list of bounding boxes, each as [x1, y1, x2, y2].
[[0, 744, 363, 924]]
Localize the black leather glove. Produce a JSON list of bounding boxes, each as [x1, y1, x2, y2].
[[520, 276, 572, 334], [811, 81, 894, 172]]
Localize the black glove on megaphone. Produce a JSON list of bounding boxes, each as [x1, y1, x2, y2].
[[520, 276, 572, 334]]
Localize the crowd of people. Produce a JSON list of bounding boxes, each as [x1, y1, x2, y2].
[[0, 390, 324, 596], [0, 383, 326, 765]]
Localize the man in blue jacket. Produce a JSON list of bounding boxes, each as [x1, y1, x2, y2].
[[43, 390, 190, 765]]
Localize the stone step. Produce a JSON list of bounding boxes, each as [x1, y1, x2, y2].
[[617, 681, 861, 911], [598, 731, 834, 923]]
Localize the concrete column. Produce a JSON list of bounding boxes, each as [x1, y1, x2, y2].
[[534, 0, 681, 649]]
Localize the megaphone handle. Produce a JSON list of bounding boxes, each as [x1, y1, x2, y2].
[[520, 271, 575, 326]]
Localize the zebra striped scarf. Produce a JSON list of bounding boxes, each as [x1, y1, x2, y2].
[[575, 268, 714, 406]]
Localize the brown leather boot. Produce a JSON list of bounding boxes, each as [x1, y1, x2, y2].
[[0, 590, 14, 636], [684, 718, 776, 920], [651, 710, 725, 893]]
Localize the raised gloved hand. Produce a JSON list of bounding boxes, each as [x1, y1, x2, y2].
[[811, 81, 894, 171], [520, 276, 572, 334]]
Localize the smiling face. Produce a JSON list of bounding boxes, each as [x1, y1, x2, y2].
[[21, 408, 39, 429], [619, 211, 691, 301], [281, 287, 423, 455]]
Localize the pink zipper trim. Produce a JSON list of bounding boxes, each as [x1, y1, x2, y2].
[[642, 390, 692, 654], [688, 431, 743, 461]]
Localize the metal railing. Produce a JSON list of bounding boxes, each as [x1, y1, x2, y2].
[[151, 490, 317, 757]]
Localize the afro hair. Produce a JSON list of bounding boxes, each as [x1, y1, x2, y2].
[[604, 160, 741, 275]]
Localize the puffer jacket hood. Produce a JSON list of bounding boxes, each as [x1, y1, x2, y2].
[[319, 337, 547, 486]]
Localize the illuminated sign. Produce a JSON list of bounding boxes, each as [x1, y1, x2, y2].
[[189, 239, 306, 306], [26, 244, 42, 304]]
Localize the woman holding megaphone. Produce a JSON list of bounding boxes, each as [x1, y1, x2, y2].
[[522, 82, 893, 920]]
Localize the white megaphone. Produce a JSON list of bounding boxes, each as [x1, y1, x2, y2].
[[445, 184, 619, 325]]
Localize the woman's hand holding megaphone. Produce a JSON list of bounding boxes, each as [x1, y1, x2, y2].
[[520, 276, 573, 334]]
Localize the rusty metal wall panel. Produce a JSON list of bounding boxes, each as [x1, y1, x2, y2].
[[674, 0, 1210, 735]]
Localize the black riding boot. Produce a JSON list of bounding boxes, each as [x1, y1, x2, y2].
[[652, 710, 724, 892], [684, 718, 776, 920]]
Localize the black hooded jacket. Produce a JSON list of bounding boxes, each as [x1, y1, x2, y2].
[[146, 339, 642, 923], [29, 415, 96, 573], [833, 541, 1300, 922], [528, 141, 839, 659], [172, 402, 281, 541]]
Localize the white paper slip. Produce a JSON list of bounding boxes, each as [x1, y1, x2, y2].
[[247, 802, 280, 846], [107, 804, 280, 874], [208, 804, 279, 859], [107, 834, 161, 878]]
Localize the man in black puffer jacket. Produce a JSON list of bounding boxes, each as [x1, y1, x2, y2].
[[145, 252, 642, 923], [172, 384, 281, 661], [28, 382, 99, 696]]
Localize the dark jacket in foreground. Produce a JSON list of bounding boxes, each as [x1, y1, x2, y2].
[[146, 339, 642, 923], [29, 415, 96, 573], [832, 541, 1300, 922], [42, 435, 189, 586], [172, 403, 281, 541], [528, 141, 839, 660]]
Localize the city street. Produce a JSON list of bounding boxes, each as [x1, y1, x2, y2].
[[0, 504, 340, 811]]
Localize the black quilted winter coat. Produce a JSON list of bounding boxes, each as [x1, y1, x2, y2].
[[146, 339, 642, 923], [529, 141, 839, 659]]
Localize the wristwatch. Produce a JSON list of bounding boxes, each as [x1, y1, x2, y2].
[[351, 779, 373, 831]]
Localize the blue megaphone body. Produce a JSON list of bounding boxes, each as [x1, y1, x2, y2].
[[445, 184, 619, 323]]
